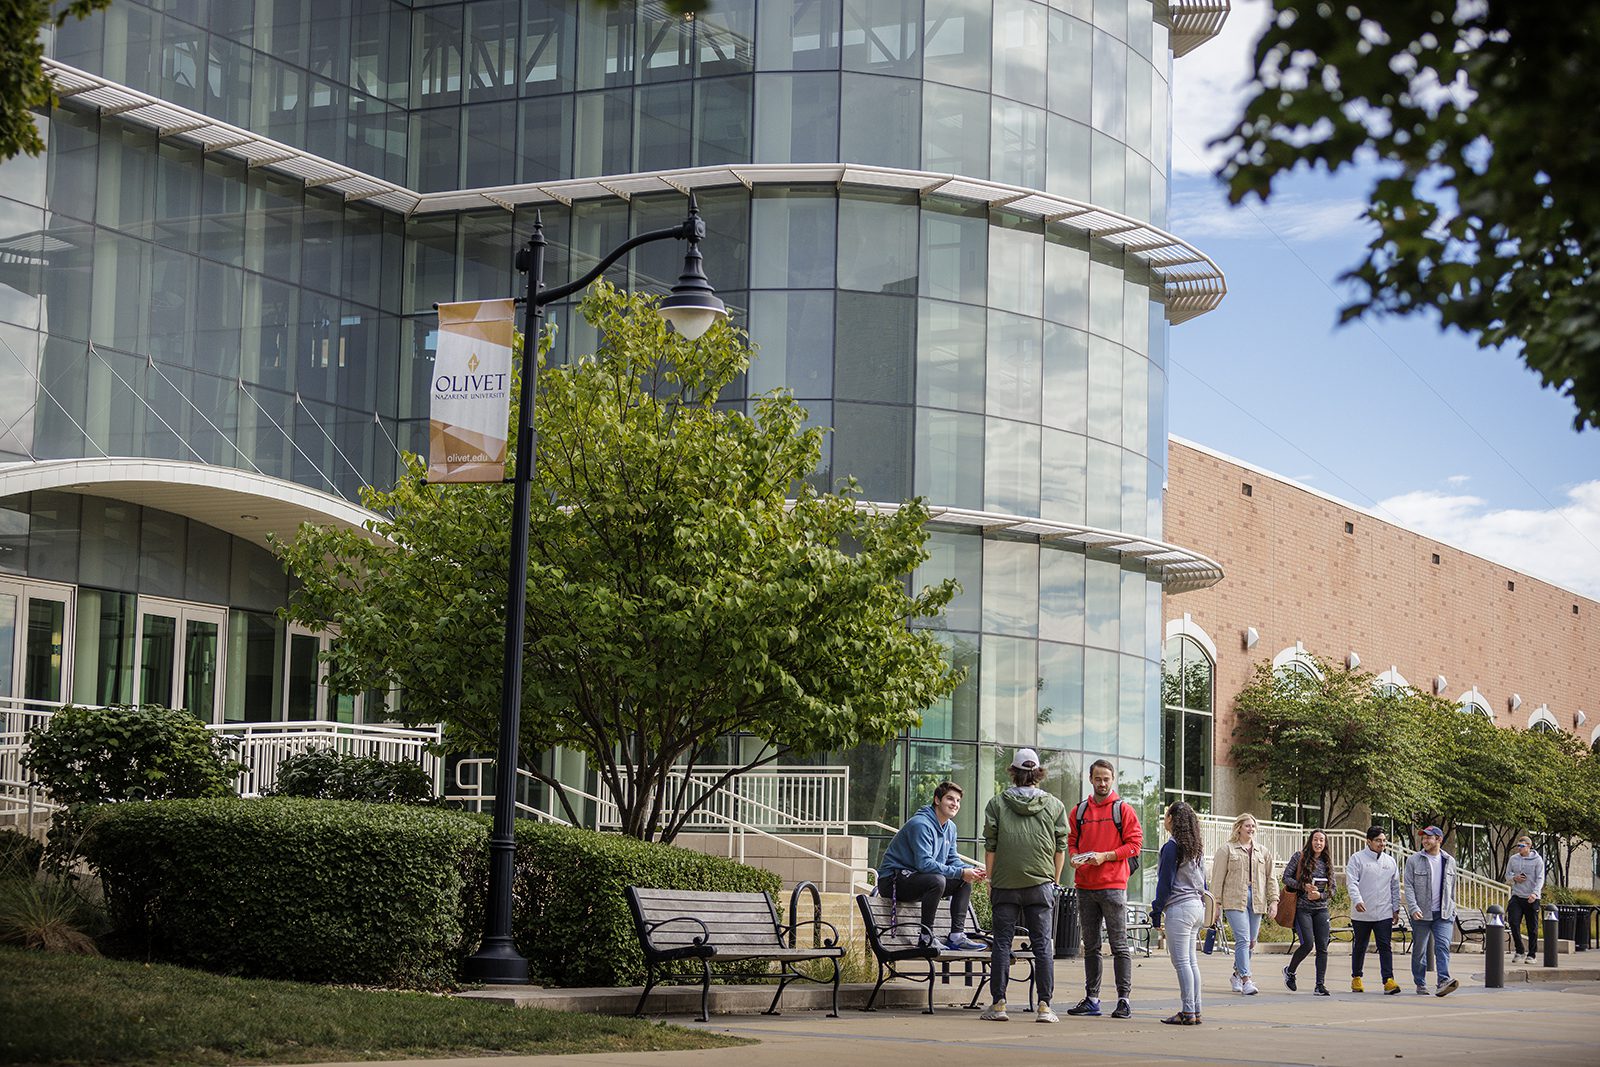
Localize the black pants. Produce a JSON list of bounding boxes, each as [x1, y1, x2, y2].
[[1289, 906, 1331, 985], [890, 870, 973, 941], [1508, 895, 1539, 955], [1350, 917, 1394, 980]]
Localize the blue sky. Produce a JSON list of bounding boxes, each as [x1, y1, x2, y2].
[[1166, 0, 1600, 599]]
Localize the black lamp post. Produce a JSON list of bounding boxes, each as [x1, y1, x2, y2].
[[462, 196, 726, 984]]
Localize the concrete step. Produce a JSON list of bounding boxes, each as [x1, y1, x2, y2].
[[462, 980, 991, 1017]]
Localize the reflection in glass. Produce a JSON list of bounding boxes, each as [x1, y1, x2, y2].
[[225, 611, 285, 722], [834, 293, 914, 404], [757, 0, 842, 70], [751, 188, 836, 289], [992, 0, 1047, 106], [915, 408, 983, 510], [1038, 543, 1085, 644], [286, 631, 319, 720], [185, 617, 219, 721], [1082, 647, 1116, 755], [917, 299, 985, 413], [986, 309, 1042, 420], [139, 610, 176, 707], [921, 82, 990, 178], [983, 417, 1040, 516], [916, 631, 979, 738], [1084, 552, 1119, 649], [924, 0, 991, 87], [840, 73, 921, 169], [836, 191, 918, 294], [1037, 641, 1083, 750], [981, 537, 1038, 636], [981, 634, 1036, 745], [920, 199, 988, 305], [915, 530, 983, 632]]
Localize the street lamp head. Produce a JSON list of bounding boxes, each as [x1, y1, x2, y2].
[[657, 196, 727, 341]]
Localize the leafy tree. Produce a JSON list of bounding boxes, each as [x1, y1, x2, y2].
[[21, 704, 241, 805], [1230, 658, 1429, 828], [1217, 1, 1600, 430], [3, 0, 114, 161], [278, 284, 961, 842], [1528, 730, 1600, 887]]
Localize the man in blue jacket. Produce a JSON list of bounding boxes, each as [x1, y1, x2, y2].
[[878, 781, 987, 949]]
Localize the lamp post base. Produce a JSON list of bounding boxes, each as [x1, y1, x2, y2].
[[463, 938, 531, 984]]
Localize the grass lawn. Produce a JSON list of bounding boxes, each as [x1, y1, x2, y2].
[[0, 947, 749, 1066]]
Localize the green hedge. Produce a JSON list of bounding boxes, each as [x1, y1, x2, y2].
[[464, 819, 781, 988], [84, 798, 482, 988]]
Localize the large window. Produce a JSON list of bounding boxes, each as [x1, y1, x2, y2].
[[1160, 633, 1211, 812]]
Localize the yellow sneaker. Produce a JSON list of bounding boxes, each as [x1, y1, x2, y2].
[[1383, 978, 1402, 995], [1351, 977, 1364, 993]]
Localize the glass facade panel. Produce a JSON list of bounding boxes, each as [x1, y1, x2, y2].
[[919, 199, 988, 305], [917, 300, 985, 413], [923, 0, 990, 88]]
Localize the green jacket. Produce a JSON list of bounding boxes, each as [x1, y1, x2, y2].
[[982, 787, 1070, 890]]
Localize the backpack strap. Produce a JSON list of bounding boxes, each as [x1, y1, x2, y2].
[[1075, 798, 1128, 844]]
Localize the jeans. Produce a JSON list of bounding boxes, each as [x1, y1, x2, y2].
[[1224, 887, 1263, 977], [989, 883, 1055, 1006], [1078, 887, 1132, 1000], [1508, 895, 1539, 955], [1164, 898, 1206, 1014], [1351, 917, 1395, 980], [1289, 907, 1331, 985], [889, 870, 972, 941], [1410, 911, 1454, 989]]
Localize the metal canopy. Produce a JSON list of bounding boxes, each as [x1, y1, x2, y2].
[[45, 62, 1226, 325]]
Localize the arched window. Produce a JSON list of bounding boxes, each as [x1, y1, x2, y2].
[[1457, 687, 1494, 721], [1162, 628, 1214, 813], [1527, 705, 1559, 733], [1373, 667, 1410, 697], [1271, 642, 1321, 682]]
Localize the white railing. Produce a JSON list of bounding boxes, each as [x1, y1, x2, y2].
[[1198, 813, 1309, 862], [211, 720, 443, 797], [590, 765, 850, 833], [0, 700, 442, 807], [447, 758, 873, 893]]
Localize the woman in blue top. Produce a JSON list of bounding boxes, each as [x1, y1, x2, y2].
[[1151, 800, 1207, 1025]]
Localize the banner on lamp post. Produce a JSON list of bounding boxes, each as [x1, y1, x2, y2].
[[428, 298, 516, 484]]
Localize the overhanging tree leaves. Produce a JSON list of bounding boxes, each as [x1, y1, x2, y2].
[[278, 284, 961, 842], [3, 0, 113, 161], [1216, 1, 1600, 430], [1230, 658, 1429, 828]]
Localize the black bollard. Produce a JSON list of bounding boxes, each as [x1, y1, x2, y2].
[[1543, 906, 1560, 968], [1485, 904, 1506, 988]]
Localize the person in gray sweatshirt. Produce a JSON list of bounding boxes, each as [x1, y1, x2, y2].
[[1504, 836, 1546, 963]]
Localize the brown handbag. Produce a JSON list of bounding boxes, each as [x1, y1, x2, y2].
[[1275, 885, 1298, 927]]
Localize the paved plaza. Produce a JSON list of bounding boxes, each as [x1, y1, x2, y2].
[[298, 949, 1600, 1067]]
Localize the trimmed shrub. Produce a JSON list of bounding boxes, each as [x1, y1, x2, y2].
[[267, 746, 436, 805], [462, 818, 781, 988], [84, 798, 482, 988], [22, 705, 241, 805]]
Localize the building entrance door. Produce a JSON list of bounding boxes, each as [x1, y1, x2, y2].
[[0, 579, 75, 706], [134, 599, 227, 722]]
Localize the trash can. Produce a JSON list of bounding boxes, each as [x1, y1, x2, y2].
[[1556, 905, 1580, 945], [1054, 887, 1081, 958], [1567, 905, 1594, 951]]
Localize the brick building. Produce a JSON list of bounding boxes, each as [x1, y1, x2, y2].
[[1163, 436, 1599, 883]]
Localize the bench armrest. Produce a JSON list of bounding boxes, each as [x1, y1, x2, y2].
[[780, 917, 842, 948], [643, 915, 712, 947]]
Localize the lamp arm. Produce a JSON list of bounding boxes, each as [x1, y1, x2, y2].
[[529, 219, 697, 308]]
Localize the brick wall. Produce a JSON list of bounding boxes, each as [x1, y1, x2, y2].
[[1164, 438, 1600, 819]]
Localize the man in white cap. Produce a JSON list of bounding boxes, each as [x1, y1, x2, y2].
[[1404, 825, 1460, 996], [979, 748, 1069, 1023]]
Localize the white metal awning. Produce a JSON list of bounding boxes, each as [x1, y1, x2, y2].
[[1168, 1, 1231, 57], [43, 60, 1226, 324]]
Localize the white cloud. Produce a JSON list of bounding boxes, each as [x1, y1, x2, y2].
[[1376, 483, 1600, 600], [1445, 474, 1472, 487], [1169, 185, 1372, 244], [1170, 0, 1273, 176]]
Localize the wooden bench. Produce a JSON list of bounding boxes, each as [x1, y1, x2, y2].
[[856, 893, 1032, 1015], [626, 887, 844, 1021]]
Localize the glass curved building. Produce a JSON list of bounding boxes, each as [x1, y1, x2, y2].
[[0, 0, 1227, 881]]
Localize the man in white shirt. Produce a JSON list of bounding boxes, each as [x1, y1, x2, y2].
[[1345, 825, 1402, 994], [1404, 825, 1460, 996]]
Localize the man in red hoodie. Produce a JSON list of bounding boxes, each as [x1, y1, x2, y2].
[[1065, 758, 1143, 1019]]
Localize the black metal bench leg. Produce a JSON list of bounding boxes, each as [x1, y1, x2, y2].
[[634, 963, 658, 1018], [698, 959, 712, 1023], [965, 970, 988, 1009], [863, 961, 888, 1012], [829, 957, 840, 1018], [925, 960, 936, 1014], [764, 968, 789, 1016]]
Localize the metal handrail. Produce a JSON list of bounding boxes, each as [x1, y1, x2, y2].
[[447, 758, 873, 893]]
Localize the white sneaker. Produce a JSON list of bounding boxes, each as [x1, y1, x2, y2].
[[1036, 1002, 1059, 1023], [980, 1001, 1009, 1022], [1242, 978, 1260, 996], [1230, 973, 1243, 993]]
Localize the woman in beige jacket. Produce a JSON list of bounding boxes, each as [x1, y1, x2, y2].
[[1211, 813, 1278, 995]]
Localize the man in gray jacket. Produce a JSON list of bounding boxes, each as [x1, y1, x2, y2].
[[1504, 836, 1545, 963], [1404, 825, 1460, 996]]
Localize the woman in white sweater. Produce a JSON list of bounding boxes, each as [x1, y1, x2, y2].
[[1211, 813, 1278, 995]]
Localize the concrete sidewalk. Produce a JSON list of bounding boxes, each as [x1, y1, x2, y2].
[[287, 948, 1600, 1067]]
